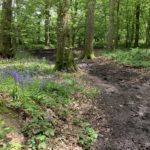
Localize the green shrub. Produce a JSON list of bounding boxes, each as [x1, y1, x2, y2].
[[101, 48, 150, 68], [78, 122, 98, 150]]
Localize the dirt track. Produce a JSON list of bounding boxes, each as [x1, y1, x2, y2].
[[33, 50, 150, 149], [80, 59, 150, 150]]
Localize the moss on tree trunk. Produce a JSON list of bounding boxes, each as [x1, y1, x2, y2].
[[0, 0, 13, 58], [55, 0, 77, 72]]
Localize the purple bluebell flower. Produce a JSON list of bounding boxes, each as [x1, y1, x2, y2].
[[10, 71, 24, 88], [10, 71, 22, 83], [24, 74, 32, 85], [25, 75, 30, 81]]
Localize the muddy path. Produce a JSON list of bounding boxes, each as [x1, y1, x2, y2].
[[79, 59, 150, 150], [32, 50, 150, 149]]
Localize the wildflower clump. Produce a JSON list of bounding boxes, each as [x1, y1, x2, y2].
[[0, 69, 32, 100]]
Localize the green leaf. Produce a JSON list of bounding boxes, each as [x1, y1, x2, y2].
[[38, 142, 47, 149], [36, 135, 46, 141]]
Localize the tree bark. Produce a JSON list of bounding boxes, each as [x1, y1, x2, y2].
[[130, 18, 135, 47], [82, 0, 96, 59], [146, 8, 150, 47], [114, 0, 120, 48], [106, 0, 116, 50], [72, 0, 78, 47], [125, 0, 130, 48], [55, 0, 77, 72], [37, 14, 41, 44], [45, 0, 51, 47], [0, 0, 13, 58], [134, 0, 140, 47]]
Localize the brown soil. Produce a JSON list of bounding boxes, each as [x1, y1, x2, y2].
[[0, 98, 25, 148], [79, 58, 150, 150]]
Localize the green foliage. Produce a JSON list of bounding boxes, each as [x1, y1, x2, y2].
[[83, 87, 97, 98], [1, 0, 150, 55], [0, 120, 22, 150], [0, 121, 12, 139], [78, 122, 98, 150], [7, 143, 22, 150], [0, 58, 97, 149], [101, 48, 150, 68], [22, 117, 55, 150]]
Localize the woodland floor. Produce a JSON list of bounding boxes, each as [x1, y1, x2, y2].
[[34, 49, 150, 150], [80, 59, 150, 150], [0, 50, 150, 150]]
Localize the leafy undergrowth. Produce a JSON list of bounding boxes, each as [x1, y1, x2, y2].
[[100, 48, 150, 68], [0, 58, 97, 150]]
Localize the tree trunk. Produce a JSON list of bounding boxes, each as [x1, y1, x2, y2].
[[72, 0, 78, 47], [11, 0, 18, 51], [115, 0, 120, 48], [125, 0, 130, 48], [126, 21, 130, 48], [134, 0, 140, 47], [82, 0, 96, 59], [130, 19, 135, 47], [45, 0, 51, 47], [55, 0, 77, 72], [37, 15, 41, 44], [0, 0, 13, 58], [106, 0, 116, 50], [146, 8, 150, 47]]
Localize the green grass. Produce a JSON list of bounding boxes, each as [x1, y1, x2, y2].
[[0, 58, 55, 75], [0, 58, 97, 149], [100, 48, 150, 68]]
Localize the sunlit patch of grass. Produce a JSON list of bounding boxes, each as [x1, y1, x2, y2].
[[0, 58, 55, 75], [100, 48, 150, 68]]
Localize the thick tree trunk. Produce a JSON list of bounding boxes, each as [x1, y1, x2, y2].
[[82, 0, 96, 59], [106, 0, 116, 50], [146, 8, 150, 47], [134, 0, 140, 47], [55, 0, 77, 72], [0, 0, 13, 58], [45, 0, 51, 47]]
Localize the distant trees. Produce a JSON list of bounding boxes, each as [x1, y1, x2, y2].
[[0, 0, 150, 69], [81, 0, 96, 59], [106, 0, 145, 49], [0, 0, 13, 58], [55, 0, 77, 71]]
